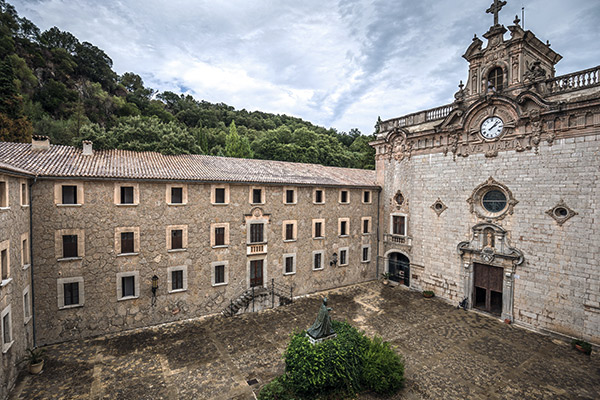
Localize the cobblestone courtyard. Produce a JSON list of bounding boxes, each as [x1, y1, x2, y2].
[[9, 282, 600, 400]]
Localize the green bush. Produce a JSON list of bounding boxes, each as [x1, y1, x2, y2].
[[284, 321, 369, 396], [257, 376, 295, 400], [361, 336, 405, 394], [259, 320, 405, 399]]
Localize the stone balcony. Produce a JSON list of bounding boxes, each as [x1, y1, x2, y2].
[[384, 233, 412, 249], [247, 243, 267, 255]]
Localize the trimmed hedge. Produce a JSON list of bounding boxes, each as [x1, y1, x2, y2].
[[258, 321, 404, 399]]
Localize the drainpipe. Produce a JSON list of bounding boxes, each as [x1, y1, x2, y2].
[[376, 188, 381, 280], [28, 175, 38, 347]]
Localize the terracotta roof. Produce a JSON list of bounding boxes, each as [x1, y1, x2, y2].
[[0, 142, 378, 188]]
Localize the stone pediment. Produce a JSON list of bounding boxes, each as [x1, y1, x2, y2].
[[457, 222, 524, 266]]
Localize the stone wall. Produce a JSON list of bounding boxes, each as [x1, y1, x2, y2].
[[32, 181, 379, 345], [0, 174, 33, 400], [379, 134, 600, 344]]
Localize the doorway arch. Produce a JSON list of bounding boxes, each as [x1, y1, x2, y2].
[[387, 252, 410, 287]]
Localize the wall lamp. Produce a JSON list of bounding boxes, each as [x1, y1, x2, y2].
[[151, 275, 159, 307]]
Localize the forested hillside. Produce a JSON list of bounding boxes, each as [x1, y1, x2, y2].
[[0, 1, 376, 169]]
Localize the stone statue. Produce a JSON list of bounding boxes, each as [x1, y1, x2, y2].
[[307, 297, 334, 339]]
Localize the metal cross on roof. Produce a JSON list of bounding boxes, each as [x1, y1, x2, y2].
[[486, 0, 507, 26]]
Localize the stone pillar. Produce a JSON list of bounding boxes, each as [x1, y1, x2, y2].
[[502, 270, 514, 321], [463, 261, 473, 308]]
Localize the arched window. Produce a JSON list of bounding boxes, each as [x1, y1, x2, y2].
[[487, 67, 504, 91]]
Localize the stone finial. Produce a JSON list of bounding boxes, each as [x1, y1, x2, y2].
[[82, 140, 93, 156], [513, 15, 520, 26], [32, 135, 50, 151]]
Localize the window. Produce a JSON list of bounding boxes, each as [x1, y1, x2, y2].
[[313, 250, 324, 270], [211, 184, 229, 205], [166, 184, 187, 205], [167, 266, 188, 293], [121, 232, 135, 254], [283, 254, 296, 275], [1, 245, 9, 281], [340, 190, 349, 204], [363, 190, 371, 204], [215, 227, 225, 246], [215, 265, 225, 284], [171, 187, 183, 204], [314, 221, 323, 238], [392, 215, 406, 236], [171, 229, 183, 250], [167, 225, 187, 251], [62, 185, 78, 204], [64, 282, 80, 306], [251, 188, 264, 204], [62, 234, 78, 258], [314, 189, 324, 204], [362, 217, 370, 234], [0, 181, 6, 208], [58, 277, 85, 308], [339, 248, 348, 266], [117, 272, 139, 300], [362, 245, 370, 263], [23, 286, 31, 323], [283, 220, 296, 241], [285, 189, 295, 204], [250, 223, 264, 243], [482, 189, 507, 213], [56, 182, 84, 205], [56, 229, 84, 260], [21, 181, 29, 206], [211, 223, 229, 247], [22, 235, 30, 266], [339, 218, 349, 236], [1, 306, 12, 353], [215, 188, 225, 204], [120, 186, 134, 204], [122, 276, 135, 297], [488, 67, 504, 91], [212, 261, 228, 286]]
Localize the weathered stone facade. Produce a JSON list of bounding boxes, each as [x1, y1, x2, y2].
[[0, 172, 33, 400], [371, 9, 600, 344], [31, 180, 378, 345]]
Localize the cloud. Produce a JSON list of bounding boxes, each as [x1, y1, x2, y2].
[[11, 0, 600, 135]]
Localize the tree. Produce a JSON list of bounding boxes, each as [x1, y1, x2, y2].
[[0, 59, 32, 142], [225, 120, 253, 158]]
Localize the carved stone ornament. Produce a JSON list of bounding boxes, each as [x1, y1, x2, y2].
[[457, 222, 524, 267], [430, 198, 448, 216], [545, 200, 578, 226], [467, 177, 518, 221]]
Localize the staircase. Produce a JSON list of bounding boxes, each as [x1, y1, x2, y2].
[[222, 280, 293, 317]]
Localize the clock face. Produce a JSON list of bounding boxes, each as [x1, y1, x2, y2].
[[480, 116, 504, 139]]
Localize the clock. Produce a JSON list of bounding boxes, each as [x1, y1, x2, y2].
[[480, 116, 504, 139]]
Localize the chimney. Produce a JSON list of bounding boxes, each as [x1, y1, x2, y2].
[[82, 140, 93, 156], [31, 135, 50, 151]]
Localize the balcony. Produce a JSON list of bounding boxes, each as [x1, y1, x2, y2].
[[247, 243, 267, 255], [384, 233, 412, 248]]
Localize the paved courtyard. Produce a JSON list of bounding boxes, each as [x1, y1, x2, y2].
[[9, 281, 600, 400]]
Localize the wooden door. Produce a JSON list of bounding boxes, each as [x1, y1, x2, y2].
[[474, 263, 503, 315], [250, 260, 263, 287]]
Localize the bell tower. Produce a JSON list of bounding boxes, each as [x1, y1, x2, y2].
[[462, 1, 562, 102]]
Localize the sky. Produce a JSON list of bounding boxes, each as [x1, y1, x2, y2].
[[10, 0, 600, 135]]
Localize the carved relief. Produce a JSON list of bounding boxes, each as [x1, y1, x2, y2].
[[457, 222, 524, 266], [545, 200, 578, 226], [467, 177, 518, 221]]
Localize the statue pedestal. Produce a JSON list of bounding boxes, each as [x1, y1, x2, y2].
[[306, 332, 337, 345]]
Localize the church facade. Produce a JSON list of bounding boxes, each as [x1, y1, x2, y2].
[[371, 5, 599, 344]]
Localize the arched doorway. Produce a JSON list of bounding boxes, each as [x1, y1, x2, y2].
[[388, 252, 410, 287]]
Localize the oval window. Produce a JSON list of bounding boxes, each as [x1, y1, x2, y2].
[[482, 189, 507, 213]]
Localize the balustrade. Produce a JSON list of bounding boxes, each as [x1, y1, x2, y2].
[[548, 66, 600, 94]]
